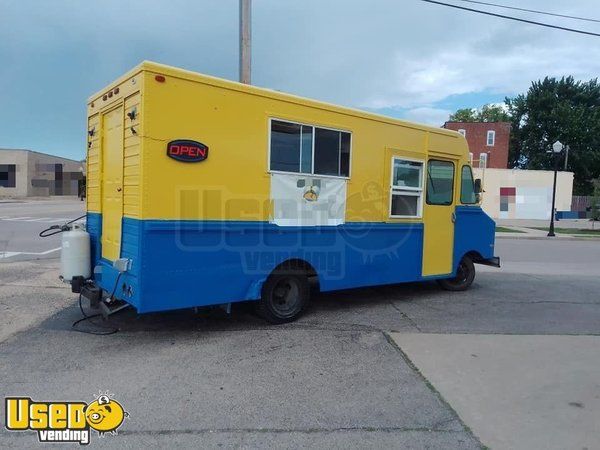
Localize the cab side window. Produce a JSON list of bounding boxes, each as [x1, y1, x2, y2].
[[426, 160, 454, 206], [460, 165, 478, 204]]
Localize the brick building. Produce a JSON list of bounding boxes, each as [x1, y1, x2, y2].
[[443, 122, 510, 169]]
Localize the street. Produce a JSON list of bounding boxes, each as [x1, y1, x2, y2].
[[1, 202, 600, 449], [0, 199, 85, 261]]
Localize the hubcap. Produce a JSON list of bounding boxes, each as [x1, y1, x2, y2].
[[271, 278, 301, 315]]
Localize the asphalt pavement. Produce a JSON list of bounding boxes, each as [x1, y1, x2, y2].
[[0, 198, 84, 261], [0, 206, 599, 449]]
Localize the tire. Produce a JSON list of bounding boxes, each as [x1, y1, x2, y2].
[[437, 256, 476, 291], [257, 269, 310, 324]]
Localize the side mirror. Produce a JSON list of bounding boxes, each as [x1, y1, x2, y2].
[[474, 178, 482, 194]]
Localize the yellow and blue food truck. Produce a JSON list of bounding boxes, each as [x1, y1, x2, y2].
[[81, 61, 499, 323]]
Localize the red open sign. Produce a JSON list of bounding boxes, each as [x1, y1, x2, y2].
[[167, 140, 209, 162]]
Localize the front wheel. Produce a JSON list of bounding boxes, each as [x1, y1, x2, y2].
[[257, 269, 310, 324], [437, 256, 475, 291]]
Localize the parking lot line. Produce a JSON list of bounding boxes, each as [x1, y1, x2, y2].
[[22, 217, 54, 222], [0, 247, 61, 259]]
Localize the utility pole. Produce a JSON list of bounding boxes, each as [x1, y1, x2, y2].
[[239, 0, 251, 84]]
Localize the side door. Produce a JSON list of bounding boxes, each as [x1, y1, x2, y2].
[[100, 105, 124, 261], [421, 156, 457, 276]]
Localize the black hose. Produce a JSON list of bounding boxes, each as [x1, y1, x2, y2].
[[39, 214, 87, 238], [39, 213, 123, 335]]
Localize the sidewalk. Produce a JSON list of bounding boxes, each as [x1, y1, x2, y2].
[[391, 333, 600, 450], [496, 219, 600, 240], [497, 218, 598, 230]]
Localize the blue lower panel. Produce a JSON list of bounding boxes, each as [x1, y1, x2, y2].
[[88, 217, 424, 313], [453, 206, 496, 270], [87, 213, 497, 314]]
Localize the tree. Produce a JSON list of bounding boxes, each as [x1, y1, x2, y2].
[[449, 108, 477, 122], [448, 104, 509, 123], [449, 77, 600, 194], [506, 77, 600, 195]]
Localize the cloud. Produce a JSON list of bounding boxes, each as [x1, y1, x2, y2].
[[0, 0, 599, 159], [401, 107, 453, 127]]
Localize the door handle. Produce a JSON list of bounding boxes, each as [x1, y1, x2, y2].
[[117, 187, 122, 192], [451, 212, 456, 223]]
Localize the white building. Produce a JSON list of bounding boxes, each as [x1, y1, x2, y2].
[[473, 168, 573, 220]]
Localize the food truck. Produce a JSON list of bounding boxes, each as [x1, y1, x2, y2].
[[75, 61, 499, 323]]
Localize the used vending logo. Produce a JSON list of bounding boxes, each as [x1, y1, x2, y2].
[[5, 392, 129, 445]]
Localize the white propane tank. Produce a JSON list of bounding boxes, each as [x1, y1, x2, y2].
[[60, 223, 91, 282]]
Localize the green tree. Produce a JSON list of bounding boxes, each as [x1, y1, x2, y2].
[[449, 77, 600, 194], [478, 104, 510, 122], [449, 108, 477, 122], [506, 77, 600, 195], [448, 104, 509, 123]]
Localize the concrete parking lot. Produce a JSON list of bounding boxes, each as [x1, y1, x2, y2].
[[1, 200, 599, 449]]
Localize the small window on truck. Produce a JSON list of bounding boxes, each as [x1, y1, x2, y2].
[[460, 165, 478, 204], [390, 158, 424, 218], [426, 160, 454, 206], [269, 119, 350, 177]]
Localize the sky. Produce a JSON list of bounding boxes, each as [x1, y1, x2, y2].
[[1, 0, 599, 160]]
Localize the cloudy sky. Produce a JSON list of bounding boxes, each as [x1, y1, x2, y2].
[[1, 0, 599, 160]]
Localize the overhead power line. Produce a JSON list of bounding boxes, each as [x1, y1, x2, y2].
[[455, 0, 600, 23], [419, 0, 600, 37]]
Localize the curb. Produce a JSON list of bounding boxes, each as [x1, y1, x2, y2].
[[495, 233, 600, 241]]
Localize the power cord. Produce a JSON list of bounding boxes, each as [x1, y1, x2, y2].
[[72, 293, 120, 335], [71, 273, 124, 336]]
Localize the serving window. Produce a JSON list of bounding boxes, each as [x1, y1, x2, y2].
[[269, 119, 351, 178]]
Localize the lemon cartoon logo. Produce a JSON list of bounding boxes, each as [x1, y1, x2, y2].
[[85, 393, 129, 437], [303, 185, 320, 202], [5, 392, 129, 444]]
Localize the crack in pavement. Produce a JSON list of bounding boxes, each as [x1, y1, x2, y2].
[[117, 426, 469, 435], [381, 331, 486, 449], [387, 299, 423, 332]]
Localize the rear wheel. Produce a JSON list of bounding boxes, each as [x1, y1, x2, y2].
[[437, 256, 475, 291], [257, 269, 309, 324]]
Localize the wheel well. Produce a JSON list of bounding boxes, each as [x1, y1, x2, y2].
[[272, 259, 320, 289], [463, 251, 484, 263]]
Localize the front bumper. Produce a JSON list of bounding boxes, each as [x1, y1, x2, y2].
[[475, 256, 501, 268]]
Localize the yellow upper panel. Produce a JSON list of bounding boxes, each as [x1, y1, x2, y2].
[[88, 61, 470, 222]]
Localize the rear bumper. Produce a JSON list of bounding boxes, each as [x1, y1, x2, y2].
[[475, 256, 501, 268]]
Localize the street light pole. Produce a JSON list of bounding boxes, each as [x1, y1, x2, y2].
[[547, 141, 563, 237], [239, 0, 251, 84]]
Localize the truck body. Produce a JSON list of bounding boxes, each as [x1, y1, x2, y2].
[[85, 61, 497, 316]]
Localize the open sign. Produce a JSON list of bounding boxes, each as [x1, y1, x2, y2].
[[167, 140, 209, 162]]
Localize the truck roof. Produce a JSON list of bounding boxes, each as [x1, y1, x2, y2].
[[89, 60, 461, 140]]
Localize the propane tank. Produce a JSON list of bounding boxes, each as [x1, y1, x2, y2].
[[60, 223, 91, 282]]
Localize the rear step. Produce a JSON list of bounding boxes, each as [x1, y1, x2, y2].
[[99, 300, 130, 320], [80, 282, 130, 319]]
